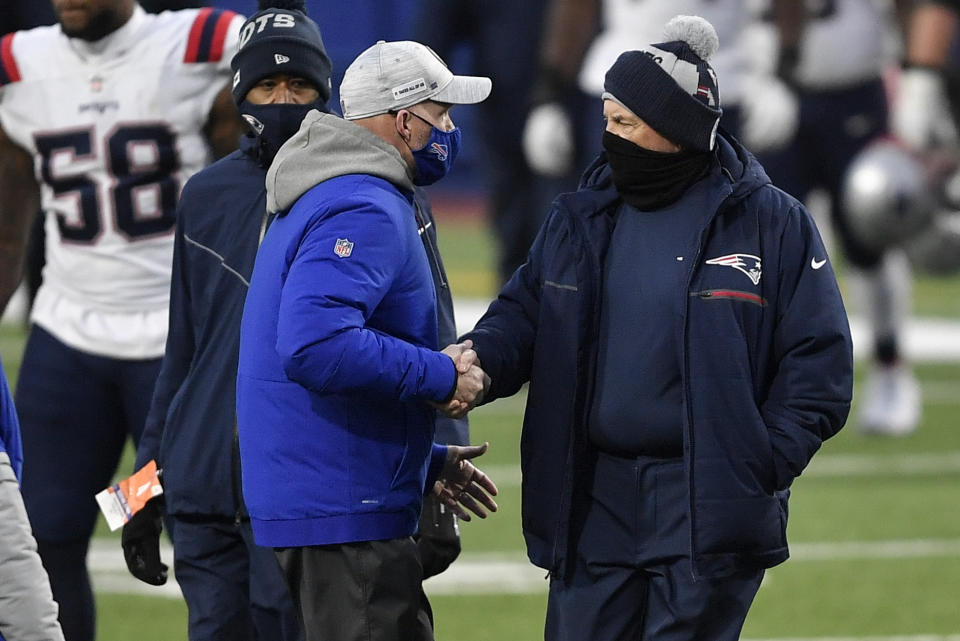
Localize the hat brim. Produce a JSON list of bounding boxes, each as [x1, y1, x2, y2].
[[432, 75, 492, 105]]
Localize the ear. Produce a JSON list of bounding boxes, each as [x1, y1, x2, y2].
[[395, 110, 414, 143]]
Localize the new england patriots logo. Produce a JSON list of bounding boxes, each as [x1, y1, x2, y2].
[[429, 142, 448, 161], [705, 253, 762, 285]]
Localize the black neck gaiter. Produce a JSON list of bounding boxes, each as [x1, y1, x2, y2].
[[239, 100, 325, 166], [602, 130, 713, 210]]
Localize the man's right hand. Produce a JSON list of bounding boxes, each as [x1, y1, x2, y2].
[[437, 341, 490, 418], [121, 498, 168, 586]]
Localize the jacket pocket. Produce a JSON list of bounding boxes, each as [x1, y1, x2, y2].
[[690, 289, 766, 307]]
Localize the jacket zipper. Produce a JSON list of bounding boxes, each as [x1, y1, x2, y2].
[[683, 187, 738, 580], [414, 201, 448, 290], [682, 229, 708, 580], [552, 208, 604, 577], [232, 420, 243, 526]]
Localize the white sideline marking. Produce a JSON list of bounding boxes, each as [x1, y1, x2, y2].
[[453, 298, 960, 363], [803, 452, 960, 478], [479, 451, 960, 489], [790, 538, 960, 561], [90, 537, 960, 598], [744, 637, 960, 641]]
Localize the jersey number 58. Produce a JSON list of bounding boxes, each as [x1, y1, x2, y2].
[[34, 124, 180, 243]]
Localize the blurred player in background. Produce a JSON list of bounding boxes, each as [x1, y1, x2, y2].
[[0, 0, 211, 319], [746, 0, 920, 436], [0, 1, 245, 639], [893, 0, 960, 151], [522, 0, 753, 177], [412, 0, 587, 285]]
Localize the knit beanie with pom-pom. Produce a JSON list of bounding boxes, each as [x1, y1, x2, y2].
[[602, 15, 723, 151]]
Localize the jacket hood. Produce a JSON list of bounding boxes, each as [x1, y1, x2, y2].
[[266, 110, 415, 214], [713, 127, 772, 201], [575, 127, 771, 216]]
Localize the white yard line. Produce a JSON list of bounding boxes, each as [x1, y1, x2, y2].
[[743, 637, 960, 641], [479, 451, 960, 489], [801, 451, 960, 478], [453, 298, 960, 363], [90, 536, 960, 598]]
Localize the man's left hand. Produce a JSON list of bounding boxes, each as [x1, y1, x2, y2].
[[433, 443, 498, 521]]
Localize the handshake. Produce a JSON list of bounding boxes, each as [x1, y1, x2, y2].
[[434, 339, 489, 419]]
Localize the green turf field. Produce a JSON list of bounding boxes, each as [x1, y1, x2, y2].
[[3, 218, 960, 640]]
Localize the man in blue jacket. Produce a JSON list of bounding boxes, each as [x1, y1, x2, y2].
[[237, 40, 498, 641], [460, 16, 854, 641]]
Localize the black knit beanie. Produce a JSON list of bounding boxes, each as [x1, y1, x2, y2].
[[603, 15, 722, 151], [230, 0, 333, 106]]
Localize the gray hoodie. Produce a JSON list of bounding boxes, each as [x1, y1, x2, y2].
[[0, 453, 65, 641], [265, 110, 415, 215]]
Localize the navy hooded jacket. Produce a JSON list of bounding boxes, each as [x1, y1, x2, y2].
[[462, 131, 853, 580]]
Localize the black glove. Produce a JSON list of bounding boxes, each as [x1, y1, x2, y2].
[[416, 493, 461, 579], [121, 498, 168, 585]]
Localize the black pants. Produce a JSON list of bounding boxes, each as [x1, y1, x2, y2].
[[545, 453, 764, 641], [174, 516, 301, 641], [275, 537, 433, 641]]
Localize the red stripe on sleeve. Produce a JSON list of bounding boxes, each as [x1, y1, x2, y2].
[[1, 34, 21, 84], [183, 7, 213, 63], [208, 10, 237, 63]]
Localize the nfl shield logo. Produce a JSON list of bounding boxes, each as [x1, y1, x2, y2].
[[334, 238, 354, 258]]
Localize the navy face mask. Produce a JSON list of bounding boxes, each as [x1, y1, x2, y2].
[[407, 113, 462, 186], [239, 100, 324, 165]]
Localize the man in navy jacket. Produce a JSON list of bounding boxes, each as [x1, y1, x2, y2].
[[120, 4, 332, 640], [460, 16, 853, 641]]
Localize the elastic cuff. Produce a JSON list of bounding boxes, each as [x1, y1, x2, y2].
[[425, 444, 449, 491], [440, 358, 458, 403], [900, 61, 943, 73]]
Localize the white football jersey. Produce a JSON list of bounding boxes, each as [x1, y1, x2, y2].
[[0, 6, 243, 359], [792, 0, 886, 89], [579, 0, 750, 104]]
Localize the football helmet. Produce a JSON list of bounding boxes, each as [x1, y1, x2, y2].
[[841, 140, 935, 253]]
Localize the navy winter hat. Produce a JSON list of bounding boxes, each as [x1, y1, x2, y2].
[[230, 0, 333, 106], [603, 15, 722, 151]]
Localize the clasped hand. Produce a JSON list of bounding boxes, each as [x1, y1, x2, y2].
[[435, 340, 489, 418]]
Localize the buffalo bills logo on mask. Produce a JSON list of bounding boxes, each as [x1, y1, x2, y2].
[[429, 142, 448, 161], [411, 127, 461, 186]]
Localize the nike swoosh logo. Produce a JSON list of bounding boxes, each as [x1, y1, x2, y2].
[[811, 257, 827, 270]]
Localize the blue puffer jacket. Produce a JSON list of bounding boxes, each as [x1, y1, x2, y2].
[[237, 112, 457, 548], [462, 130, 853, 580], [137, 133, 466, 520]]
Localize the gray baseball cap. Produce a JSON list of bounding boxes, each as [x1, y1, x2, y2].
[[340, 40, 492, 120]]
